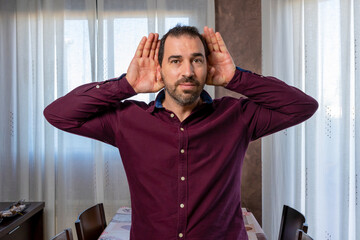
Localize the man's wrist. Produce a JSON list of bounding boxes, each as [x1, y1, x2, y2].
[[235, 66, 252, 74], [224, 65, 237, 87]]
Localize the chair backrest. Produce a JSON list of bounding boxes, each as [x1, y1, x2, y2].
[[50, 228, 73, 240], [75, 203, 107, 240], [296, 229, 313, 240], [278, 205, 306, 240]]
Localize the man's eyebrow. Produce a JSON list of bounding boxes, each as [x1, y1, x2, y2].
[[167, 53, 205, 61], [192, 53, 205, 58], [168, 55, 182, 61]]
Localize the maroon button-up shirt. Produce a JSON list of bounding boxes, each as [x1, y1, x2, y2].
[[44, 68, 318, 240]]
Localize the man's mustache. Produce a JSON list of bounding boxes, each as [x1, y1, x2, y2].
[[175, 77, 200, 87]]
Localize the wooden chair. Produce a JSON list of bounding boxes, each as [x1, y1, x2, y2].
[[50, 228, 73, 240], [75, 203, 107, 240], [297, 229, 313, 240], [278, 205, 308, 240]]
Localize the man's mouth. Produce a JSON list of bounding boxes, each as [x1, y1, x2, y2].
[[176, 78, 200, 88], [180, 82, 196, 86], [178, 82, 199, 92]]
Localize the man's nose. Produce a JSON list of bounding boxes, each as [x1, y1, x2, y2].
[[182, 61, 194, 78]]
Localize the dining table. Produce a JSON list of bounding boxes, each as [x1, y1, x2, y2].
[[98, 207, 267, 240]]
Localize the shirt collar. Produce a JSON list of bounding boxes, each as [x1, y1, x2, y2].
[[147, 89, 213, 112]]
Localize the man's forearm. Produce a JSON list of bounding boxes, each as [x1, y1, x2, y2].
[[44, 75, 137, 131], [226, 67, 318, 119], [224, 67, 318, 140]]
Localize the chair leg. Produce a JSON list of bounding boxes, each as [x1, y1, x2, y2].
[[75, 221, 84, 240], [298, 230, 303, 240]]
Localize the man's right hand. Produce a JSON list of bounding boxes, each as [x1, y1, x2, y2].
[[126, 33, 164, 93]]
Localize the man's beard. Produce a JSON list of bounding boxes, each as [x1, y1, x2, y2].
[[161, 73, 204, 106]]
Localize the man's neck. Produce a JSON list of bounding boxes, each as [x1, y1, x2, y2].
[[162, 97, 202, 122]]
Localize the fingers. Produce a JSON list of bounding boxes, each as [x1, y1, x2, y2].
[[203, 26, 227, 53], [135, 33, 159, 59], [142, 33, 154, 58], [149, 33, 159, 59], [203, 26, 218, 51], [203, 26, 212, 51], [210, 29, 219, 52], [154, 38, 160, 64], [135, 36, 147, 57], [216, 32, 228, 52]]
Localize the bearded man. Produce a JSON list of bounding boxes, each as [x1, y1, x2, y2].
[[44, 25, 318, 240]]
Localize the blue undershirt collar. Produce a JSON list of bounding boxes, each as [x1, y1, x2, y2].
[[154, 89, 213, 109]]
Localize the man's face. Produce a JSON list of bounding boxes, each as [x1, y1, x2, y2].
[[159, 35, 207, 106]]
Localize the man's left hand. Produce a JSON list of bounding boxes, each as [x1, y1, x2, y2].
[[203, 26, 236, 87]]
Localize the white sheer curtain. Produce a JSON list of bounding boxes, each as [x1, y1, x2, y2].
[[0, 0, 214, 238], [262, 0, 360, 239]]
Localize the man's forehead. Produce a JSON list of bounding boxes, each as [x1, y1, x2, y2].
[[164, 35, 205, 55]]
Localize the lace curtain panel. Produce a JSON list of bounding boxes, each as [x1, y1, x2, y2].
[[262, 0, 360, 239]]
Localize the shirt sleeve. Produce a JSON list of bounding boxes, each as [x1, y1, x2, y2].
[[225, 67, 318, 141], [43, 75, 137, 146]]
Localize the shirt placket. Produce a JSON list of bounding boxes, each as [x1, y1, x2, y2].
[[177, 123, 188, 239]]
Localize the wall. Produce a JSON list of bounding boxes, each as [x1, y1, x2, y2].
[[214, 0, 262, 223]]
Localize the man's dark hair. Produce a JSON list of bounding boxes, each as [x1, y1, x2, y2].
[[158, 25, 210, 66]]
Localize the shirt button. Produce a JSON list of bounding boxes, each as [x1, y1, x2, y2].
[[180, 203, 185, 208], [180, 149, 185, 154], [170, 113, 175, 118], [181, 176, 185, 181], [96, 85, 100, 88], [179, 233, 184, 238], [180, 127, 184, 131]]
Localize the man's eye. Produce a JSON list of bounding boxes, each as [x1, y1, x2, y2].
[[171, 60, 180, 64], [193, 58, 203, 63]]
